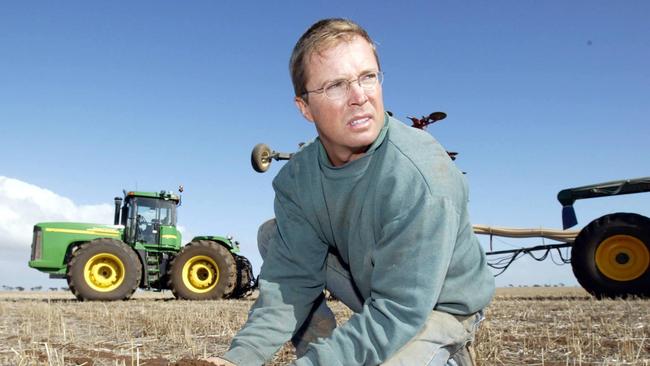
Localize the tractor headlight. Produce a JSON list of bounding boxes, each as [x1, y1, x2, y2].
[[30, 227, 43, 261]]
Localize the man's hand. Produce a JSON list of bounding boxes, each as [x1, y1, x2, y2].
[[204, 356, 237, 366]]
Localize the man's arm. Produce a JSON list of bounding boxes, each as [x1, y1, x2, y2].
[[204, 356, 236, 366], [224, 173, 330, 365]]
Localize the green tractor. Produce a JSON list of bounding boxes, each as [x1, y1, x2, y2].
[[28, 189, 255, 301]]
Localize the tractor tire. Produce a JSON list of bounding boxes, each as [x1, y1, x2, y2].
[[571, 213, 650, 299], [230, 254, 255, 298], [66, 238, 141, 301], [251, 143, 272, 173], [167, 240, 237, 300]]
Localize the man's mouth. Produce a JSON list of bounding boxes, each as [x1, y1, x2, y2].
[[349, 117, 371, 128]]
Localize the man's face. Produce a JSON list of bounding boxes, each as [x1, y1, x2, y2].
[[295, 36, 385, 166]]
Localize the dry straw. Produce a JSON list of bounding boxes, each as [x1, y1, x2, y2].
[[0, 288, 648, 365]]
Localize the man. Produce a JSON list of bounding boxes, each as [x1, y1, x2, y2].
[[208, 18, 495, 366]]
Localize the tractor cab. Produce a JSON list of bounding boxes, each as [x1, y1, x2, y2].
[[115, 191, 181, 246]]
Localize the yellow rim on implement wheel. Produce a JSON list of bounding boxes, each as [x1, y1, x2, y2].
[[595, 234, 650, 282], [182, 255, 220, 293], [83, 253, 126, 292]]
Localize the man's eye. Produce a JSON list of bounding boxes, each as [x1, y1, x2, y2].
[[361, 73, 377, 82], [326, 80, 347, 91]]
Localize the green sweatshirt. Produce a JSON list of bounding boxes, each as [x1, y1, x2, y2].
[[225, 115, 494, 366]]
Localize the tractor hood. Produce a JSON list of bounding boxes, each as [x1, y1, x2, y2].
[[29, 222, 125, 275]]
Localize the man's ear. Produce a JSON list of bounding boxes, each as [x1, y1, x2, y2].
[[295, 96, 315, 123]]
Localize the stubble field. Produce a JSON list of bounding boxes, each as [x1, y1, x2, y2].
[[1, 287, 648, 365]]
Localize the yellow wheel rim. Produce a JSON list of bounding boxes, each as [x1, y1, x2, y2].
[[83, 253, 125, 292], [182, 255, 219, 293], [595, 235, 650, 281]]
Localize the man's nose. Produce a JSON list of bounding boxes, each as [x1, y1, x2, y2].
[[348, 82, 368, 105]]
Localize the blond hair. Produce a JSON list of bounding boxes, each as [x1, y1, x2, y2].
[[289, 18, 380, 98]]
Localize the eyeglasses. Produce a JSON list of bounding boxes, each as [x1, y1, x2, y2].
[[303, 71, 384, 100]]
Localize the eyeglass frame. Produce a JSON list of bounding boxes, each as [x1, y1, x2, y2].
[[302, 71, 384, 100]]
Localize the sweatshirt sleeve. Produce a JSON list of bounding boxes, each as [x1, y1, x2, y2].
[[224, 169, 330, 366], [294, 185, 462, 366]]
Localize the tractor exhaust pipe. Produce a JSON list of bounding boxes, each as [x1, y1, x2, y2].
[[114, 197, 123, 225]]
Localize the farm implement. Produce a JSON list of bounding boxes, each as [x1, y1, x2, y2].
[[250, 112, 650, 299], [475, 177, 650, 299], [29, 189, 255, 301]]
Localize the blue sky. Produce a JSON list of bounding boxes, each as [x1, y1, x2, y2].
[[1, 1, 648, 288]]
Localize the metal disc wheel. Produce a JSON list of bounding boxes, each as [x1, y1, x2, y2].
[[251, 143, 272, 173], [67, 238, 141, 301], [571, 213, 650, 298], [168, 240, 237, 300]]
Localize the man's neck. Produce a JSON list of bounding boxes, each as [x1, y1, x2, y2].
[[325, 146, 370, 167]]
